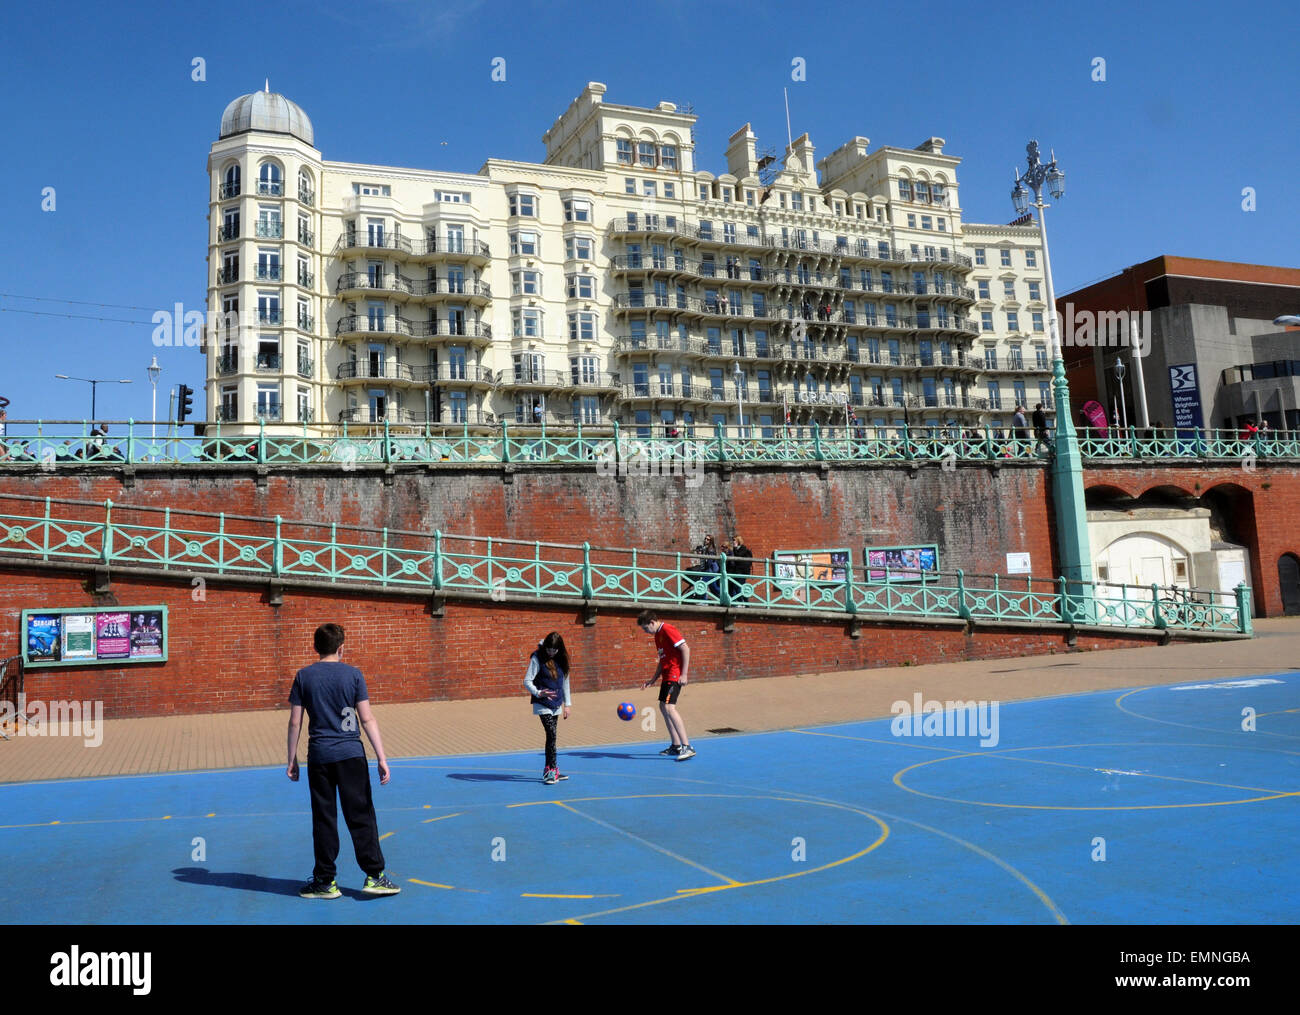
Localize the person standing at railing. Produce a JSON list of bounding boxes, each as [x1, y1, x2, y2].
[[1011, 405, 1029, 456], [1032, 403, 1049, 454], [727, 535, 753, 605], [637, 611, 695, 761], [523, 632, 572, 785]]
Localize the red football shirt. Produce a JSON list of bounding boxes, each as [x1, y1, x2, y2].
[[654, 623, 687, 681]]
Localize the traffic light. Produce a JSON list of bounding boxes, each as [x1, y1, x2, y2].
[[177, 384, 194, 423]]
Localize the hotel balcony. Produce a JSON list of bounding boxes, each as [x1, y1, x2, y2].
[[216, 352, 238, 376], [298, 226, 315, 246], [410, 319, 493, 345], [217, 224, 240, 241], [255, 222, 284, 239], [257, 309, 283, 325], [336, 361, 424, 385], [216, 267, 239, 284], [497, 368, 569, 391], [428, 363, 495, 389], [254, 264, 282, 282], [257, 181, 283, 197], [335, 314, 415, 339], [255, 353, 282, 373], [296, 356, 314, 379], [218, 182, 240, 199], [298, 186, 315, 206]]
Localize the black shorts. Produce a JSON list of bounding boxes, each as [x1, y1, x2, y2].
[[658, 679, 683, 704]]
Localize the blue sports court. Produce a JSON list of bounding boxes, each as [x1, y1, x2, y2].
[[1, 673, 1297, 924]]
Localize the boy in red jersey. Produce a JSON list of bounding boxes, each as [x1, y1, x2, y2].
[[637, 610, 695, 760]]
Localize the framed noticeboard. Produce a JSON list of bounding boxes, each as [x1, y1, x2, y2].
[[864, 544, 939, 582], [773, 548, 852, 603], [21, 606, 168, 668]]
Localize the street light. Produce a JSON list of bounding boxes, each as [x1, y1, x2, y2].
[[1113, 356, 1128, 431], [1011, 140, 1093, 594], [733, 361, 745, 438], [54, 374, 132, 422], [147, 356, 161, 444]]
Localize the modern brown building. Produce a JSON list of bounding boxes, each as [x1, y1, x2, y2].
[[1060, 256, 1300, 433]]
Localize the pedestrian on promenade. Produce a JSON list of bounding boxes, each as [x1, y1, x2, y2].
[[287, 623, 400, 899], [523, 631, 572, 784]]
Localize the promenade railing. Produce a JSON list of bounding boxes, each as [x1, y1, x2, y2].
[[0, 493, 1251, 636], [5, 420, 1294, 469]]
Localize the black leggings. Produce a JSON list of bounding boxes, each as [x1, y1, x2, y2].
[[539, 713, 559, 769]]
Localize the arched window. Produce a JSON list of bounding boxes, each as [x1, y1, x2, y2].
[[222, 163, 241, 199], [297, 168, 314, 205], [259, 162, 283, 196]]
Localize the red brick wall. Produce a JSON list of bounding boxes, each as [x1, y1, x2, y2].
[[0, 566, 1157, 719], [1084, 463, 1300, 617], [0, 461, 1060, 582]]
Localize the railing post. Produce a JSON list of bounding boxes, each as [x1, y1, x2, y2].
[[715, 422, 728, 462], [1194, 426, 1205, 458], [274, 515, 283, 578], [984, 424, 996, 460], [901, 421, 913, 460], [718, 552, 731, 607], [956, 568, 972, 620], [126, 419, 136, 464], [103, 499, 114, 565], [1057, 576, 1072, 624], [1235, 583, 1253, 635], [383, 417, 392, 464], [501, 419, 511, 463], [612, 419, 622, 468], [258, 417, 267, 463], [844, 558, 857, 615], [582, 541, 594, 599], [163, 507, 171, 569], [432, 530, 443, 590], [1128, 424, 1139, 458], [1152, 583, 1167, 630]]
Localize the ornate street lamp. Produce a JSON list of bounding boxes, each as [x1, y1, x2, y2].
[[1012, 141, 1094, 603]]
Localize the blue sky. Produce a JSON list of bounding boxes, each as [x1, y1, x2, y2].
[[1, 0, 1296, 424]]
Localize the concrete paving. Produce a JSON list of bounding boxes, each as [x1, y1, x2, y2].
[[3, 617, 1298, 783]]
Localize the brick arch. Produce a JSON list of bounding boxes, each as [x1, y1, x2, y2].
[[1200, 482, 1264, 614], [1085, 481, 1138, 500], [1135, 482, 1199, 500]]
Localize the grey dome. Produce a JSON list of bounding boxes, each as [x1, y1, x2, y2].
[[220, 89, 314, 146]]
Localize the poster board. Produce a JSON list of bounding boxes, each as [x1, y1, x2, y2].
[[773, 548, 852, 603], [22, 606, 168, 668], [864, 544, 939, 582]]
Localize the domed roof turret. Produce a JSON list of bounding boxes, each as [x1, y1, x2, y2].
[[220, 84, 314, 146]]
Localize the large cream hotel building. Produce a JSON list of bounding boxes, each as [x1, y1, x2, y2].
[[205, 82, 1055, 436]]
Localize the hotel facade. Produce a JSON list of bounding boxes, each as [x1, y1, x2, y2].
[[204, 82, 1054, 436]]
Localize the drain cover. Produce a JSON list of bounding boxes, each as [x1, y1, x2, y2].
[[707, 727, 742, 734]]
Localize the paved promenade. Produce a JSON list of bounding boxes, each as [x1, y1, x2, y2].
[[3, 618, 1298, 783]]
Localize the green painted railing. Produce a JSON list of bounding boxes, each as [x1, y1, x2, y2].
[[0, 493, 1251, 636], [3, 420, 1297, 469]]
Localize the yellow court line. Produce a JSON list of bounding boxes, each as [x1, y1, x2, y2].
[[551, 800, 741, 886], [550, 797, 889, 924], [561, 919, 583, 925], [206, 813, 216, 818], [1115, 686, 1300, 741], [379, 831, 394, 841], [521, 893, 620, 899], [931, 746, 1296, 796], [893, 744, 1300, 811], [409, 878, 456, 890], [421, 812, 464, 824], [1256, 707, 1300, 718], [791, 728, 969, 754]]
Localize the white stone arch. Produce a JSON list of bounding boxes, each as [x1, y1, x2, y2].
[[1096, 530, 1193, 589]]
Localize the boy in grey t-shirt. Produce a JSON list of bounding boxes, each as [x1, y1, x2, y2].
[[287, 623, 400, 899]]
